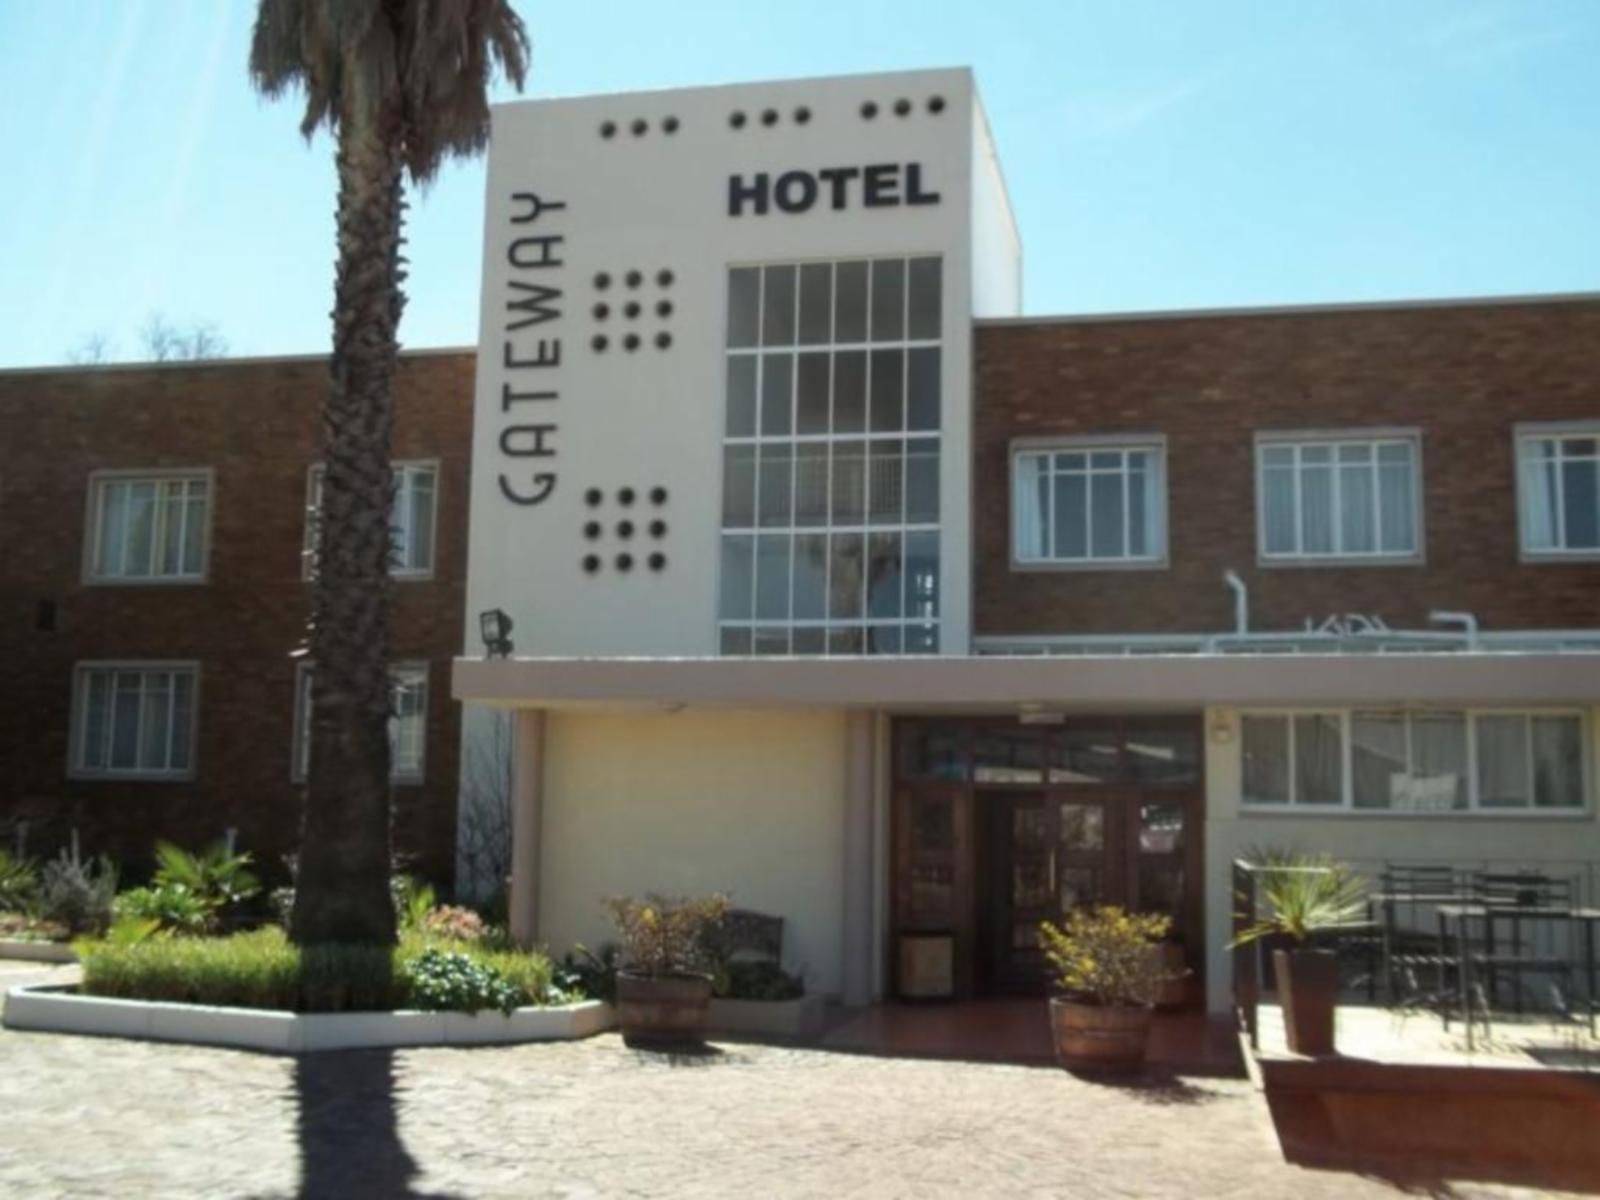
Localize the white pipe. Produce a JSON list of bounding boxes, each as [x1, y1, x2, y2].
[[1223, 569, 1249, 635], [1430, 610, 1480, 650]]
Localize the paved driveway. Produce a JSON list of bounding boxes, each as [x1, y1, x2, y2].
[[0, 967, 1560, 1198]]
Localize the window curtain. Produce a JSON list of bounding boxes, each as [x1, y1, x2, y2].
[[1294, 714, 1343, 804], [1242, 716, 1290, 804], [1522, 444, 1557, 550], [1013, 453, 1045, 559], [1410, 712, 1468, 810], [1531, 716, 1583, 808], [1476, 715, 1529, 807]]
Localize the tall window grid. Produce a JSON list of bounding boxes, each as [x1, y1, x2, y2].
[[292, 662, 429, 783], [1013, 443, 1165, 565], [89, 473, 209, 581], [719, 257, 943, 656], [303, 461, 438, 580], [1519, 430, 1600, 556], [72, 664, 198, 778], [1257, 436, 1419, 560]]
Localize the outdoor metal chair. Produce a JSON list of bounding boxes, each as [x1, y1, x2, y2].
[[1468, 871, 1578, 1015], [1375, 863, 1471, 1008]]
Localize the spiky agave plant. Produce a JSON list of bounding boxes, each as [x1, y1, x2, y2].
[[1231, 849, 1369, 947]]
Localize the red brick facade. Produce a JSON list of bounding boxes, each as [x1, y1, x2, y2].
[[0, 351, 473, 885], [973, 297, 1600, 639]]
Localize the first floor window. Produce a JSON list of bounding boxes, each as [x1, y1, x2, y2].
[[72, 664, 197, 778], [1518, 430, 1600, 556], [1243, 709, 1586, 811], [304, 461, 437, 579], [1257, 436, 1419, 560], [89, 473, 209, 581], [1013, 442, 1165, 565], [293, 662, 429, 783]]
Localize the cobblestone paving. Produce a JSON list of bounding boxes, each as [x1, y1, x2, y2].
[[0, 970, 1564, 1199]]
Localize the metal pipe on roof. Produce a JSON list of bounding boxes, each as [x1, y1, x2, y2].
[[1223, 569, 1249, 635], [1430, 610, 1480, 650]]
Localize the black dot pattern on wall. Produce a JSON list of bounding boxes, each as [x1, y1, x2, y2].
[[584, 488, 603, 507], [591, 334, 608, 353], [593, 272, 611, 290], [657, 269, 674, 287], [625, 269, 643, 288], [648, 519, 667, 538], [599, 120, 616, 139], [615, 553, 634, 572], [623, 333, 641, 351], [624, 300, 641, 319], [894, 97, 912, 117], [650, 486, 668, 505], [592, 303, 609, 320], [729, 110, 747, 129], [663, 115, 679, 134], [761, 108, 778, 126], [582, 554, 601, 574], [648, 552, 667, 572], [655, 332, 671, 350], [617, 520, 635, 540], [583, 521, 602, 540], [630, 118, 647, 137], [794, 106, 811, 125], [860, 100, 878, 120], [928, 95, 946, 114], [617, 487, 636, 506], [656, 299, 673, 318]]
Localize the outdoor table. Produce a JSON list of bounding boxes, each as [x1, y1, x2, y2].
[[1435, 904, 1600, 1040], [1368, 890, 1472, 1005]]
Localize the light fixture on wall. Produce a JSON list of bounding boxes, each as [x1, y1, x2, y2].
[[1209, 712, 1235, 745], [479, 609, 515, 660]]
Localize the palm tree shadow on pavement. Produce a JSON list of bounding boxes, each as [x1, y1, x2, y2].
[[292, 1049, 463, 1200]]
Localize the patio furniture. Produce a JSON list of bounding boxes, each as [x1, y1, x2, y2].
[[1370, 863, 1471, 1008], [1469, 872, 1575, 1015], [712, 908, 785, 964], [1435, 903, 1600, 1045]]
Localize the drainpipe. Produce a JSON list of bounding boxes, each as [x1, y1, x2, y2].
[[1430, 610, 1479, 650], [1223, 570, 1249, 636]]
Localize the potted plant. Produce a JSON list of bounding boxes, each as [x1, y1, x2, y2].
[[605, 893, 728, 1046], [1231, 851, 1367, 1056], [1038, 906, 1175, 1072]]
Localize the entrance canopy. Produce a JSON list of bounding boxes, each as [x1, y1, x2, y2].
[[453, 651, 1600, 712]]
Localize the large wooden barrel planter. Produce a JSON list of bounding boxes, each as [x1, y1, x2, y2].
[[615, 972, 714, 1046], [1048, 998, 1153, 1072]]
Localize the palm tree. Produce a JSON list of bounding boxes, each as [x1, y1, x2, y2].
[[249, 1, 529, 945]]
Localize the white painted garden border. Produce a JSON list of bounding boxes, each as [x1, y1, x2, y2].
[[707, 994, 826, 1039], [3, 985, 614, 1053], [0, 940, 77, 964]]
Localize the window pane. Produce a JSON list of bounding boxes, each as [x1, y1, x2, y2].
[[753, 627, 791, 656], [828, 533, 864, 620], [722, 445, 756, 526], [1378, 453, 1416, 554], [793, 627, 827, 655], [1476, 715, 1530, 807], [1052, 728, 1121, 784], [794, 444, 829, 526], [720, 626, 753, 655], [761, 265, 796, 346], [1300, 462, 1334, 554], [726, 356, 757, 438], [1352, 712, 1405, 809], [1126, 729, 1199, 785], [125, 482, 157, 575], [907, 257, 942, 340], [1340, 460, 1375, 553], [866, 532, 903, 619], [1242, 716, 1289, 804], [1410, 713, 1467, 811], [83, 671, 110, 768], [170, 672, 194, 772], [904, 531, 939, 621], [1522, 452, 1558, 551], [906, 347, 940, 432], [973, 729, 1044, 783], [834, 261, 868, 342], [719, 535, 754, 619], [181, 488, 207, 575], [869, 349, 904, 432], [755, 534, 791, 620], [867, 440, 904, 525], [870, 259, 905, 342], [1128, 458, 1148, 557], [111, 673, 141, 769], [1089, 470, 1124, 558], [1053, 472, 1087, 559], [905, 438, 939, 525], [798, 262, 831, 345], [866, 625, 901, 655], [140, 673, 172, 770], [1262, 465, 1296, 554], [159, 483, 185, 576], [793, 533, 828, 619], [831, 440, 866, 524], [727, 267, 759, 348], [1295, 714, 1343, 805], [760, 353, 793, 436], [796, 352, 830, 434], [1532, 716, 1583, 808], [1013, 453, 1046, 560], [832, 351, 866, 433], [407, 471, 435, 570], [757, 444, 793, 527], [827, 626, 864, 655], [1562, 458, 1599, 549]]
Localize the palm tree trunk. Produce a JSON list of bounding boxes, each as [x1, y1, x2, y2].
[[290, 100, 406, 947]]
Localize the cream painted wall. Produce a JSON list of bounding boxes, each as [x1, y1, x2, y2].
[[539, 709, 850, 997], [1201, 703, 1600, 1013]]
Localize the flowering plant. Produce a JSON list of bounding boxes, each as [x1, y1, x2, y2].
[[605, 893, 729, 978], [422, 905, 487, 943], [1039, 906, 1172, 1008]]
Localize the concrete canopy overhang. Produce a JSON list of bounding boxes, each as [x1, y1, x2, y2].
[[452, 653, 1600, 713]]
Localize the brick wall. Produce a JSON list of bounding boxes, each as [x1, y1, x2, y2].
[[973, 297, 1600, 639], [0, 351, 473, 886]]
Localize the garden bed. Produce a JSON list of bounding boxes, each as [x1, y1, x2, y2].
[[4, 984, 614, 1053], [0, 939, 76, 964]]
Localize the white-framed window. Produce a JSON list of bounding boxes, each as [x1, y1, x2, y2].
[[292, 661, 428, 784], [1517, 426, 1600, 558], [1241, 708, 1587, 812], [1012, 439, 1166, 566], [303, 461, 438, 580], [718, 256, 943, 657], [70, 663, 199, 780], [1256, 434, 1420, 562], [86, 470, 211, 582]]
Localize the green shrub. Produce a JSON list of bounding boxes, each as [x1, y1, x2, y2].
[[39, 851, 117, 935], [405, 949, 521, 1015], [114, 884, 213, 936], [557, 943, 618, 1003], [0, 850, 39, 912], [76, 927, 557, 1013], [392, 875, 436, 932], [717, 960, 805, 1001]]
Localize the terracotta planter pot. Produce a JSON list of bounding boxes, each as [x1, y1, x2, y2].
[[1048, 997, 1153, 1072], [1272, 947, 1338, 1056], [1150, 942, 1190, 1009], [615, 971, 713, 1047]]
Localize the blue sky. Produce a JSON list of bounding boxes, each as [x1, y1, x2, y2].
[[0, 0, 1595, 367]]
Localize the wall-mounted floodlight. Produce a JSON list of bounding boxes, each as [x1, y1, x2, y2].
[[480, 609, 515, 660]]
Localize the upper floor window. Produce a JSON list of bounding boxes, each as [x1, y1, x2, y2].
[[292, 661, 429, 784], [70, 663, 198, 780], [1256, 434, 1420, 562], [1012, 440, 1166, 566], [1518, 427, 1600, 558], [304, 461, 437, 580], [87, 471, 210, 582], [719, 257, 943, 656], [1241, 708, 1585, 812]]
